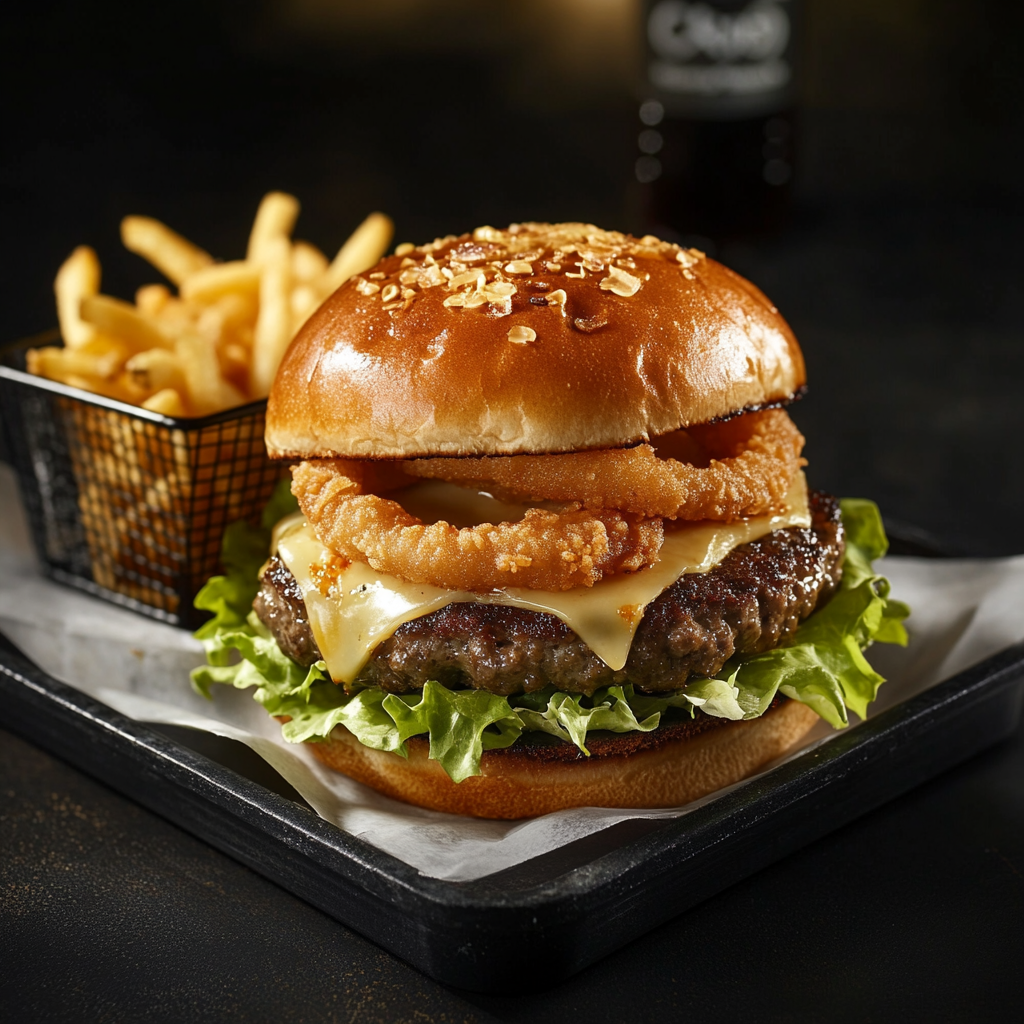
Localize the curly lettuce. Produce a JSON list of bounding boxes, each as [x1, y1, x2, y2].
[[192, 497, 909, 783]]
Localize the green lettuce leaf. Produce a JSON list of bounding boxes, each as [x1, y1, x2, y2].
[[384, 684, 523, 783], [192, 477, 297, 651], [192, 496, 909, 783], [513, 685, 662, 754], [687, 498, 909, 728]]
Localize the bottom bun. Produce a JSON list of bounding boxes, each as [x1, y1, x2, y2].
[[309, 699, 820, 819]]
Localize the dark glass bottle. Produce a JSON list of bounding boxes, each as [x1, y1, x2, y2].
[[636, 0, 801, 243]]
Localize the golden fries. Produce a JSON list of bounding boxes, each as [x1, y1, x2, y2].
[[252, 235, 293, 397], [28, 337, 128, 382], [121, 216, 213, 285], [247, 192, 300, 265], [125, 348, 189, 396], [141, 388, 188, 416], [291, 240, 329, 282], [54, 246, 101, 348], [135, 283, 172, 315], [30, 192, 395, 417], [80, 294, 174, 352], [323, 212, 395, 294], [174, 333, 246, 415], [180, 261, 260, 304]]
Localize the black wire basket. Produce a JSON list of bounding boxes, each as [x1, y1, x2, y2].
[[0, 332, 284, 628]]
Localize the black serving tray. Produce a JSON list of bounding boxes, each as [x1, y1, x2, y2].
[[2, 625, 1023, 993]]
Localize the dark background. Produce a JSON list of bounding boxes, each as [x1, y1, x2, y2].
[[3, 2, 1024, 1020]]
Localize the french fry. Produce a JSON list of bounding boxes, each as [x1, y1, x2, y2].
[[180, 260, 260, 304], [80, 294, 174, 352], [27, 346, 84, 380], [61, 372, 139, 404], [212, 291, 258, 331], [126, 348, 189, 397], [252, 235, 292, 397], [121, 215, 213, 285], [115, 370, 152, 404], [152, 295, 200, 333], [80, 336, 130, 378], [142, 388, 188, 417], [321, 212, 394, 295], [174, 333, 246, 415], [136, 283, 172, 315], [247, 191, 300, 266], [290, 283, 320, 333], [291, 240, 328, 282], [55, 246, 101, 348], [86, 338, 130, 379], [195, 303, 227, 345], [218, 341, 252, 395], [27, 338, 128, 383], [194, 291, 257, 348]]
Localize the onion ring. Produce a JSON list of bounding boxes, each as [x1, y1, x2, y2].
[[404, 409, 804, 521], [291, 460, 664, 592]]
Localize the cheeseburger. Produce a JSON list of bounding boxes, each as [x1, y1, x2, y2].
[[194, 223, 907, 819]]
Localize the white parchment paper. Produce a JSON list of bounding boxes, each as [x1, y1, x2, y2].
[[3, 464, 1023, 881]]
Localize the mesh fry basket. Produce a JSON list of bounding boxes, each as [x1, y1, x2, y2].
[[0, 332, 284, 628]]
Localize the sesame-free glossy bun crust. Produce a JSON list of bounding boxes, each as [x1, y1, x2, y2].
[[309, 698, 819, 819], [266, 224, 805, 459]]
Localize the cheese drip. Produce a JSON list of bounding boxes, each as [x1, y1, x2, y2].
[[275, 473, 810, 684]]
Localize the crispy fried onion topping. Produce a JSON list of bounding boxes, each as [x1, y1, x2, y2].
[[405, 409, 805, 521], [291, 459, 664, 592]]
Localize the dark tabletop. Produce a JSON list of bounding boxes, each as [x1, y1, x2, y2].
[[3, 2, 1024, 1020]]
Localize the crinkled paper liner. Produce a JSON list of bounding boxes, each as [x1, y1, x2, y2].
[[3, 469, 1023, 881]]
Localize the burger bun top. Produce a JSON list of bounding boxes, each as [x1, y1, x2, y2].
[[266, 223, 805, 460]]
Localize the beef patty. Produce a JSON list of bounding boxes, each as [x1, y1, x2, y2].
[[254, 490, 844, 697]]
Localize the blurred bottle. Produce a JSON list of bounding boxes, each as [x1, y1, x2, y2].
[[636, 0, 801, 244]]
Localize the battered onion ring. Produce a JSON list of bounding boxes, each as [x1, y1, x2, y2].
[[405, 409, 805, 521], [292, 460, 664, 592]]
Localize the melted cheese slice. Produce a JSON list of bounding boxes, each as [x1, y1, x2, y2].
[[275, 473, 810, 683]]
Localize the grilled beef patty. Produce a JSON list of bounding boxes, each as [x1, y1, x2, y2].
[[254, 490, 844, 696]]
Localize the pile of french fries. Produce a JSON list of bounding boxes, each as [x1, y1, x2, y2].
[[29, 192, 394, 416], [22, 193, 394, 618]]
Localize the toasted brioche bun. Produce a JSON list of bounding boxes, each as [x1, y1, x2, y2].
[[309, 698, 819, 819], [266, 223, 805, 460]]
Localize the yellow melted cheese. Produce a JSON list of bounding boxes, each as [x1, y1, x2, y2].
[[274, 473, 810, 684]]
